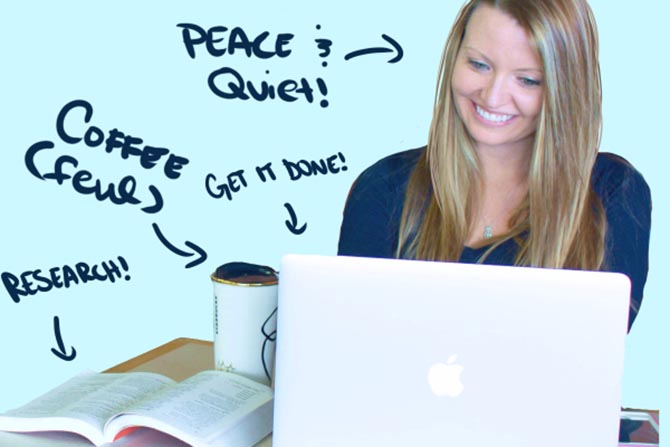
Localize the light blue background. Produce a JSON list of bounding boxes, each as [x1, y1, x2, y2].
[[1, 1, 667, 442]]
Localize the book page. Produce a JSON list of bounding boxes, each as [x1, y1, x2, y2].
[[0, 371, 174, 445], [0, 430, 96, 447], [105, 371, 272, 446]]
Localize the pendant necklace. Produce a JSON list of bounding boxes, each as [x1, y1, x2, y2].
[[481, 182, 525, 240]]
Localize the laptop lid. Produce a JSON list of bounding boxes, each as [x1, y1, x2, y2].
[[272, 254, 630, 447]]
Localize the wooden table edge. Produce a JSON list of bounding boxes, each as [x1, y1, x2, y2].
[[104, 337, 212, 373]]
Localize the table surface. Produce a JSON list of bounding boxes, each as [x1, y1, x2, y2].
[[104, 337, 215, 381]]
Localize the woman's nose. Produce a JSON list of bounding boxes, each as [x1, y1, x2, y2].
[[481, 75, 509, 109]]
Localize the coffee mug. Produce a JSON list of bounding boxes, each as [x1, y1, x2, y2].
[[211, 262, 278, 386]]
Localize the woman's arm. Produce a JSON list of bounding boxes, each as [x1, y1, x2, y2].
[[594, 153, 652, 331]]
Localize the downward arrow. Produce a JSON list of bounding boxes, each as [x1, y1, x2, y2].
[[51, 316, 77, 361], [284, 203, 307, 235]]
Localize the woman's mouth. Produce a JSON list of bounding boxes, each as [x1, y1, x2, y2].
[[475, 103, 514, 124]]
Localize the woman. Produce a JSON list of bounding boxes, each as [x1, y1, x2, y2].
[[337, 0, 651, 331]]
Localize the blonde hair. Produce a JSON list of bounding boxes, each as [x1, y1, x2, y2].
[[398, 0, 606, 269]]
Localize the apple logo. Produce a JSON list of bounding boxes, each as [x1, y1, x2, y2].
[[427, 354, 464, 397]]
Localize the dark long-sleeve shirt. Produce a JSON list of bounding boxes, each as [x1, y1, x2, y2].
[[338, 147, 652, 330]]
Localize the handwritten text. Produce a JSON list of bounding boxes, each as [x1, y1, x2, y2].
[[3, 256, 131, 304]]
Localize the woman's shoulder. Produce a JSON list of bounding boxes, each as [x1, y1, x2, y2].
[[594, 151, 640, 173], [351, 146, 425, 192], [592, 152, 651, 203], [360, 146, 425, 176], [338, 147, 425, 258]]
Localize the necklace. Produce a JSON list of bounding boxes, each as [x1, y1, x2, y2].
[[480, 181, 526, 240]]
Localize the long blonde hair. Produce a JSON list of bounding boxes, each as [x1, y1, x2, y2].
[[398, 0, 606, 269]]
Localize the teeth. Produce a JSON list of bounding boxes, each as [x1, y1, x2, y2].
[[476, 104, 513, 123]]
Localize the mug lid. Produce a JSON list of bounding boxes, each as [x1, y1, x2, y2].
[[211, 262, 278, 286]]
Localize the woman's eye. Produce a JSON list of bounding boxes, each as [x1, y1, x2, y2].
[[520, 77, 542, 87], [468, 59, 489, 71]]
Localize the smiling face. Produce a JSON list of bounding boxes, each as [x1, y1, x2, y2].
[[451, 4, 544, 156]]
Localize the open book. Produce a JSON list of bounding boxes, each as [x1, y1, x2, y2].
[[0, 370, 272, 447]]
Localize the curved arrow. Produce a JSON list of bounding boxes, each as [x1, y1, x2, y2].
[[152, 223, 208, 268], [51, 316, 77, 361], [284, 203, 307, 235], [344, 34, 403, 63]]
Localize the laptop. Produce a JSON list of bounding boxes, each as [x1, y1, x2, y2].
[[272, 254, 630, 447]]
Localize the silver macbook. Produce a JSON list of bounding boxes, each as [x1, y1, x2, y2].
[[272, 254, 630, 447]]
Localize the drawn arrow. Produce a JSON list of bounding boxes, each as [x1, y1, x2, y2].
[[284, 203, 307, 235], [51, 316, 77, 361], [152, 223, 208, 268], [344, 34, 403, 63]]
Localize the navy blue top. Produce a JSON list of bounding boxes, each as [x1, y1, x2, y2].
[[337, 147, 652, 330]]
